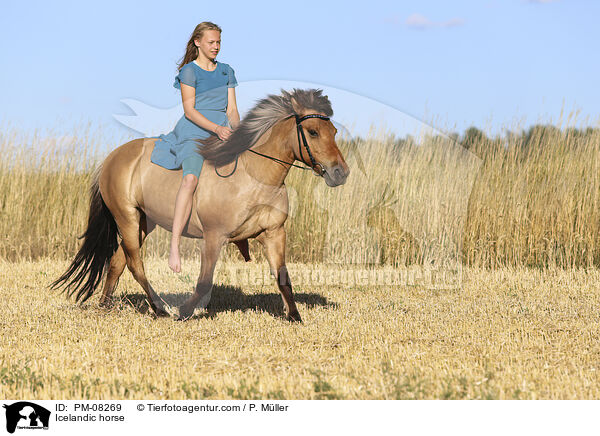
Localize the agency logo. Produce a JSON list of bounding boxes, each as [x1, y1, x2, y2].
[[2, 402, 50, 434]]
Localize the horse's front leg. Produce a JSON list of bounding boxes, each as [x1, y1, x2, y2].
[[177, 233, 225, 321], [256, 226, 302, 322]]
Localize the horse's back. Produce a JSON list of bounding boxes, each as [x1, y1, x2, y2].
[[99, 137, 205, 236]]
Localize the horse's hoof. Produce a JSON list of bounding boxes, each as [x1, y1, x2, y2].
[[176, 305, 194, 321], [149, 301, 172, 318], [98, 299, 113, 309], [154, 307, 171, 318], [287, 312, 303, 323]]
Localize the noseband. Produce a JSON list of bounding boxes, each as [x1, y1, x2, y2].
[[216, 113, 331, 178]]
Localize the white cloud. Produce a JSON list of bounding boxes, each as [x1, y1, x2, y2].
[[405, 13, 465, 30]]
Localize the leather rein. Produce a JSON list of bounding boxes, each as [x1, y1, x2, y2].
[[215, 113, 330, 178]]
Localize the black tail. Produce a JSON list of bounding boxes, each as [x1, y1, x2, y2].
[[50, 167, 120, 302]]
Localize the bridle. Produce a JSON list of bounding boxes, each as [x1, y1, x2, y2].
[[215, 113, 330, 178]]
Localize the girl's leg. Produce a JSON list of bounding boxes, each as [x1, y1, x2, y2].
[[169, 154, 204, 273]]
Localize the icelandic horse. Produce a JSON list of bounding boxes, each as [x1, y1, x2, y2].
[[50, 88, 350, 321]]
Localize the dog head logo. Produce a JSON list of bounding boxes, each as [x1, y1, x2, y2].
[[3, 402, 50, 434]]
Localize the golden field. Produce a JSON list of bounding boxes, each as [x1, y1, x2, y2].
[[1, 258, 599, 399], [0, 117, 599, 399]]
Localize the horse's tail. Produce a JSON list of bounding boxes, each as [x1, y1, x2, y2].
[[49, 165, 120, 302]]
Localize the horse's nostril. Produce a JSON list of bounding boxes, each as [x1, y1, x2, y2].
[[334, 167, 342, 178]]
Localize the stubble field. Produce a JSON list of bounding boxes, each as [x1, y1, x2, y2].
[[1, 258, 599, 399]]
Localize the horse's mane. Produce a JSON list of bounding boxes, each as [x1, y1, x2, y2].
[[195, 88, 333, 166]]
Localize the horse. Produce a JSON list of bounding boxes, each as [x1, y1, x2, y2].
[[50, 88, 350, 321]]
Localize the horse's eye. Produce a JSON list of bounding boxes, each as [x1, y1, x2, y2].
[[308, 129, 318, 137]]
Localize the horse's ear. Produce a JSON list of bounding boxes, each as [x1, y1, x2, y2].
[[290, 96, 303, 115]]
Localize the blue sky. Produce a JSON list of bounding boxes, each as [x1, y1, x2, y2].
[[1, 0, 598, 142]]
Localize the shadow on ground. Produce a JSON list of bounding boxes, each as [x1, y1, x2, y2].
[[109, 285, 338, 320]]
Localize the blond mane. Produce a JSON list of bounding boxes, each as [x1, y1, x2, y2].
[[196, 88, 333, 166]]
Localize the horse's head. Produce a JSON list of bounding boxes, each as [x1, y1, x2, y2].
[[287, 91, 350, 187]]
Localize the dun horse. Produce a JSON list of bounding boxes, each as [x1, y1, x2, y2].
[[50, 88, 350, 321]]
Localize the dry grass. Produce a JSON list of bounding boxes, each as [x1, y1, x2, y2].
[[1, 118, 599, 268], [1, 257, 599, 400]]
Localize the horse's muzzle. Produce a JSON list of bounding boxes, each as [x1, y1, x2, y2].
[[323, 164, 350, 187]]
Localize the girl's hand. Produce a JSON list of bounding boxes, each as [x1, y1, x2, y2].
[[214, 125, 233, 141]]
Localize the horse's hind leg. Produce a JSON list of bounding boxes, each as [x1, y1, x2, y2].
[[99, 215, 156, 308], [98, 245, 125, 307], [110, 207, 169, 316]]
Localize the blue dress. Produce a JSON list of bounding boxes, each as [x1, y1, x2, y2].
[[150, 60, 238, 170]]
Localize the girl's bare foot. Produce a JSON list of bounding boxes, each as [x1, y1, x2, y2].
[[169, 243, 181, 273]]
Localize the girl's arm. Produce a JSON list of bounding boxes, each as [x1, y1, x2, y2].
[[181, 83, 231, 141], [226, 88, 240, 129]]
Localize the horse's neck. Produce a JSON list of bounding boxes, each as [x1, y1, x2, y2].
[[239, 127, 294, 187]]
